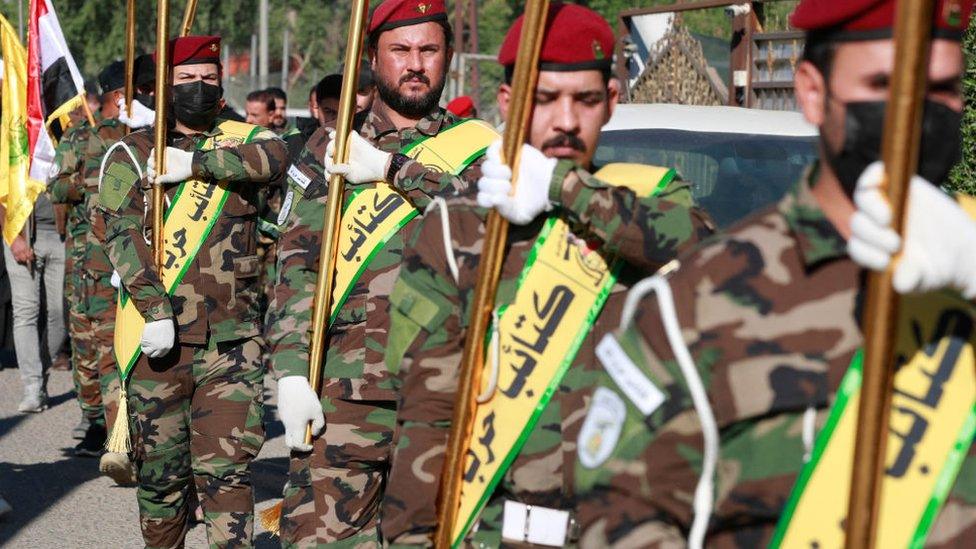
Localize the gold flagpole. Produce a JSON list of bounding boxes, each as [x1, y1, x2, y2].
[[433, 1, 550, 547], [845, 1, 936, 548], [152, 0, 170, 270], [257, 1, 370, 536], [304, 0, 370, 444], [179, 0, 198, 37], [123, 0, 135, 136]]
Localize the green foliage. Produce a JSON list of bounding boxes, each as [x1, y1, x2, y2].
[[948, 19, 976, 195]]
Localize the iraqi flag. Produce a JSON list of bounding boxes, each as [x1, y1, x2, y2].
[[26, 0, 85, 184]]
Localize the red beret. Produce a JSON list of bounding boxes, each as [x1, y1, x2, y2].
[[498, 2, 614, 72], [369, 0, 448, 36], [791, 0, 973, 40], [168, 35, 221, 66], [446, 96, 475, 118]]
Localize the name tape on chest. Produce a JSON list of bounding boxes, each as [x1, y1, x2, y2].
[[287, 163, 311, 190]]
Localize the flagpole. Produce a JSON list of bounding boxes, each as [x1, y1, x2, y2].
[[152, 0, 169, 270], [78, 94, 96, 126], [180, 0, 198, 37], [123, 0, 135, 135], [845, 0, 936, 547], [433, 1, 550, 546]]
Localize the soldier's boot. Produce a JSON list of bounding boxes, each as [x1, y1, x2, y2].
[[100, 452, 137, 486], [72, 416, 91, 439], [73, 422, 106, 457]]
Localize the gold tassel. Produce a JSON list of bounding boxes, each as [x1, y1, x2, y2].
[[259, 501, 283, 536], [105, 384, 131, 454]]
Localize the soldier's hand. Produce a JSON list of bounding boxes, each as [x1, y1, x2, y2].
[[147, 147, 195, 185], [9, 235, 33, 265], [117, 97, 156, 129], [850, 161, 976, 299], [323, 130, 391, 184], [277, 376, 325, 452], [476, 139, 556, 225], [140, 318, 176, 358]]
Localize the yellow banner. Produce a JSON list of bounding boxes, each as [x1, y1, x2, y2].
[[453, 164, 675, 544], [328, 118, 501, 321], [114, 121, 261, 375], [0, 15, 44, 245], [773, 291, 976, 548]]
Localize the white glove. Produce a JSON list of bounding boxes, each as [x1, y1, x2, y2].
[[277, 376, 325, 452], [140, 318, 175, 358], [147, 147, 195, 185], [323, 130, 391, 184], [476, 139, 557, 225], [117, 97, 156, 129], [849, 161, 976, 299], [110, 270, 121, 289]]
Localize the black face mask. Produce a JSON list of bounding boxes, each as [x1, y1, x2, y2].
[[824, 99, 962, 195], [135, 92, 155, 110], [170, 80, 222, 129]]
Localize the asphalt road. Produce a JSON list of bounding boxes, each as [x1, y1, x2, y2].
[[0, 365, 289, 548]]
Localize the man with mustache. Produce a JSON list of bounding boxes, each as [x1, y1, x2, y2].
[[266, 1, 490, 545], [379, 4, 714, 545], [98, 35, 288, 547], [571, 0, 976, 546]]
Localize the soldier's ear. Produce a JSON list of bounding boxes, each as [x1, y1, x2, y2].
[[795, 60, 827, 127], [605, 78, 621, 123], [497, 83, 512, 120]]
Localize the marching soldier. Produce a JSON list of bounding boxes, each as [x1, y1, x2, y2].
[[98, 35, 288, 548], [572, 0, 976, 546], [49, 107, 100, 440], [380, 4, 713, 545], [267, 0, 496, 545], [77, 61, 134, 482]]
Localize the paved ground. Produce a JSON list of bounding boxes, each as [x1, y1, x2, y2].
[[0, 365, 289, 548]]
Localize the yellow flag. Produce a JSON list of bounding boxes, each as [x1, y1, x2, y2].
[[0, 15, 44, 245]]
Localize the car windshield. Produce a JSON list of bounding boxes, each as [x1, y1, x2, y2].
[[596, 129, 818, 228]]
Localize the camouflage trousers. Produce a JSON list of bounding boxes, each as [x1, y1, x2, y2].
[[65, 232, 97, 419], [129, 336, 265, 549], [279, 397, 395, 548], [70, 267, 119, 427]]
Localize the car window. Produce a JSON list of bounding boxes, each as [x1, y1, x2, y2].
[[596, 129, 818, 228]]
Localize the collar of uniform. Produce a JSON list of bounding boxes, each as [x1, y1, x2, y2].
[[779, 162, 848, 268], [361, 107, 451, 141], [168, 121, 223, 144]]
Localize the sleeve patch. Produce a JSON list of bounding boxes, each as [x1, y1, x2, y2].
[[596, 333, 666, 417], [389, 276, 451, 333], [278, 190, 295, 225], [577, 387, 626, 469], [99, 162, 139, 212]]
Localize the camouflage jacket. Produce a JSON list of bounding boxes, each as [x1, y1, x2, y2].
[[81, 118, 125, 273], [382, 170, 711, 544], [267, 107, 488, 402], [49, 120, 95, 238], [573, 165, 976, 548], [98, 120, 288, 346]]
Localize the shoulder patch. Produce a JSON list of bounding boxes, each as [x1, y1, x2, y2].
[[578, 386, 627, 469], [596, 333, 666, 417], [278, 190, 295, 225], [99, 161, 140, 212], [287, 164, 312, 191]]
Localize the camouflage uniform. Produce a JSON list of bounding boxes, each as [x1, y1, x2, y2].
[[98, 120, 288, 548], [573, 165, 976, 548], [49, 120, 100, 422], [78, 118, 126, 431], [381, 164, 713, 546], [267, 108, 485, 547]]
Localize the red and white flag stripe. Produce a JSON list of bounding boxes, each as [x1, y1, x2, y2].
[[27, 0, 85, 183]]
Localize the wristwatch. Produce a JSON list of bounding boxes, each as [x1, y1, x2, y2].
[[386, 152, 411, 183]]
